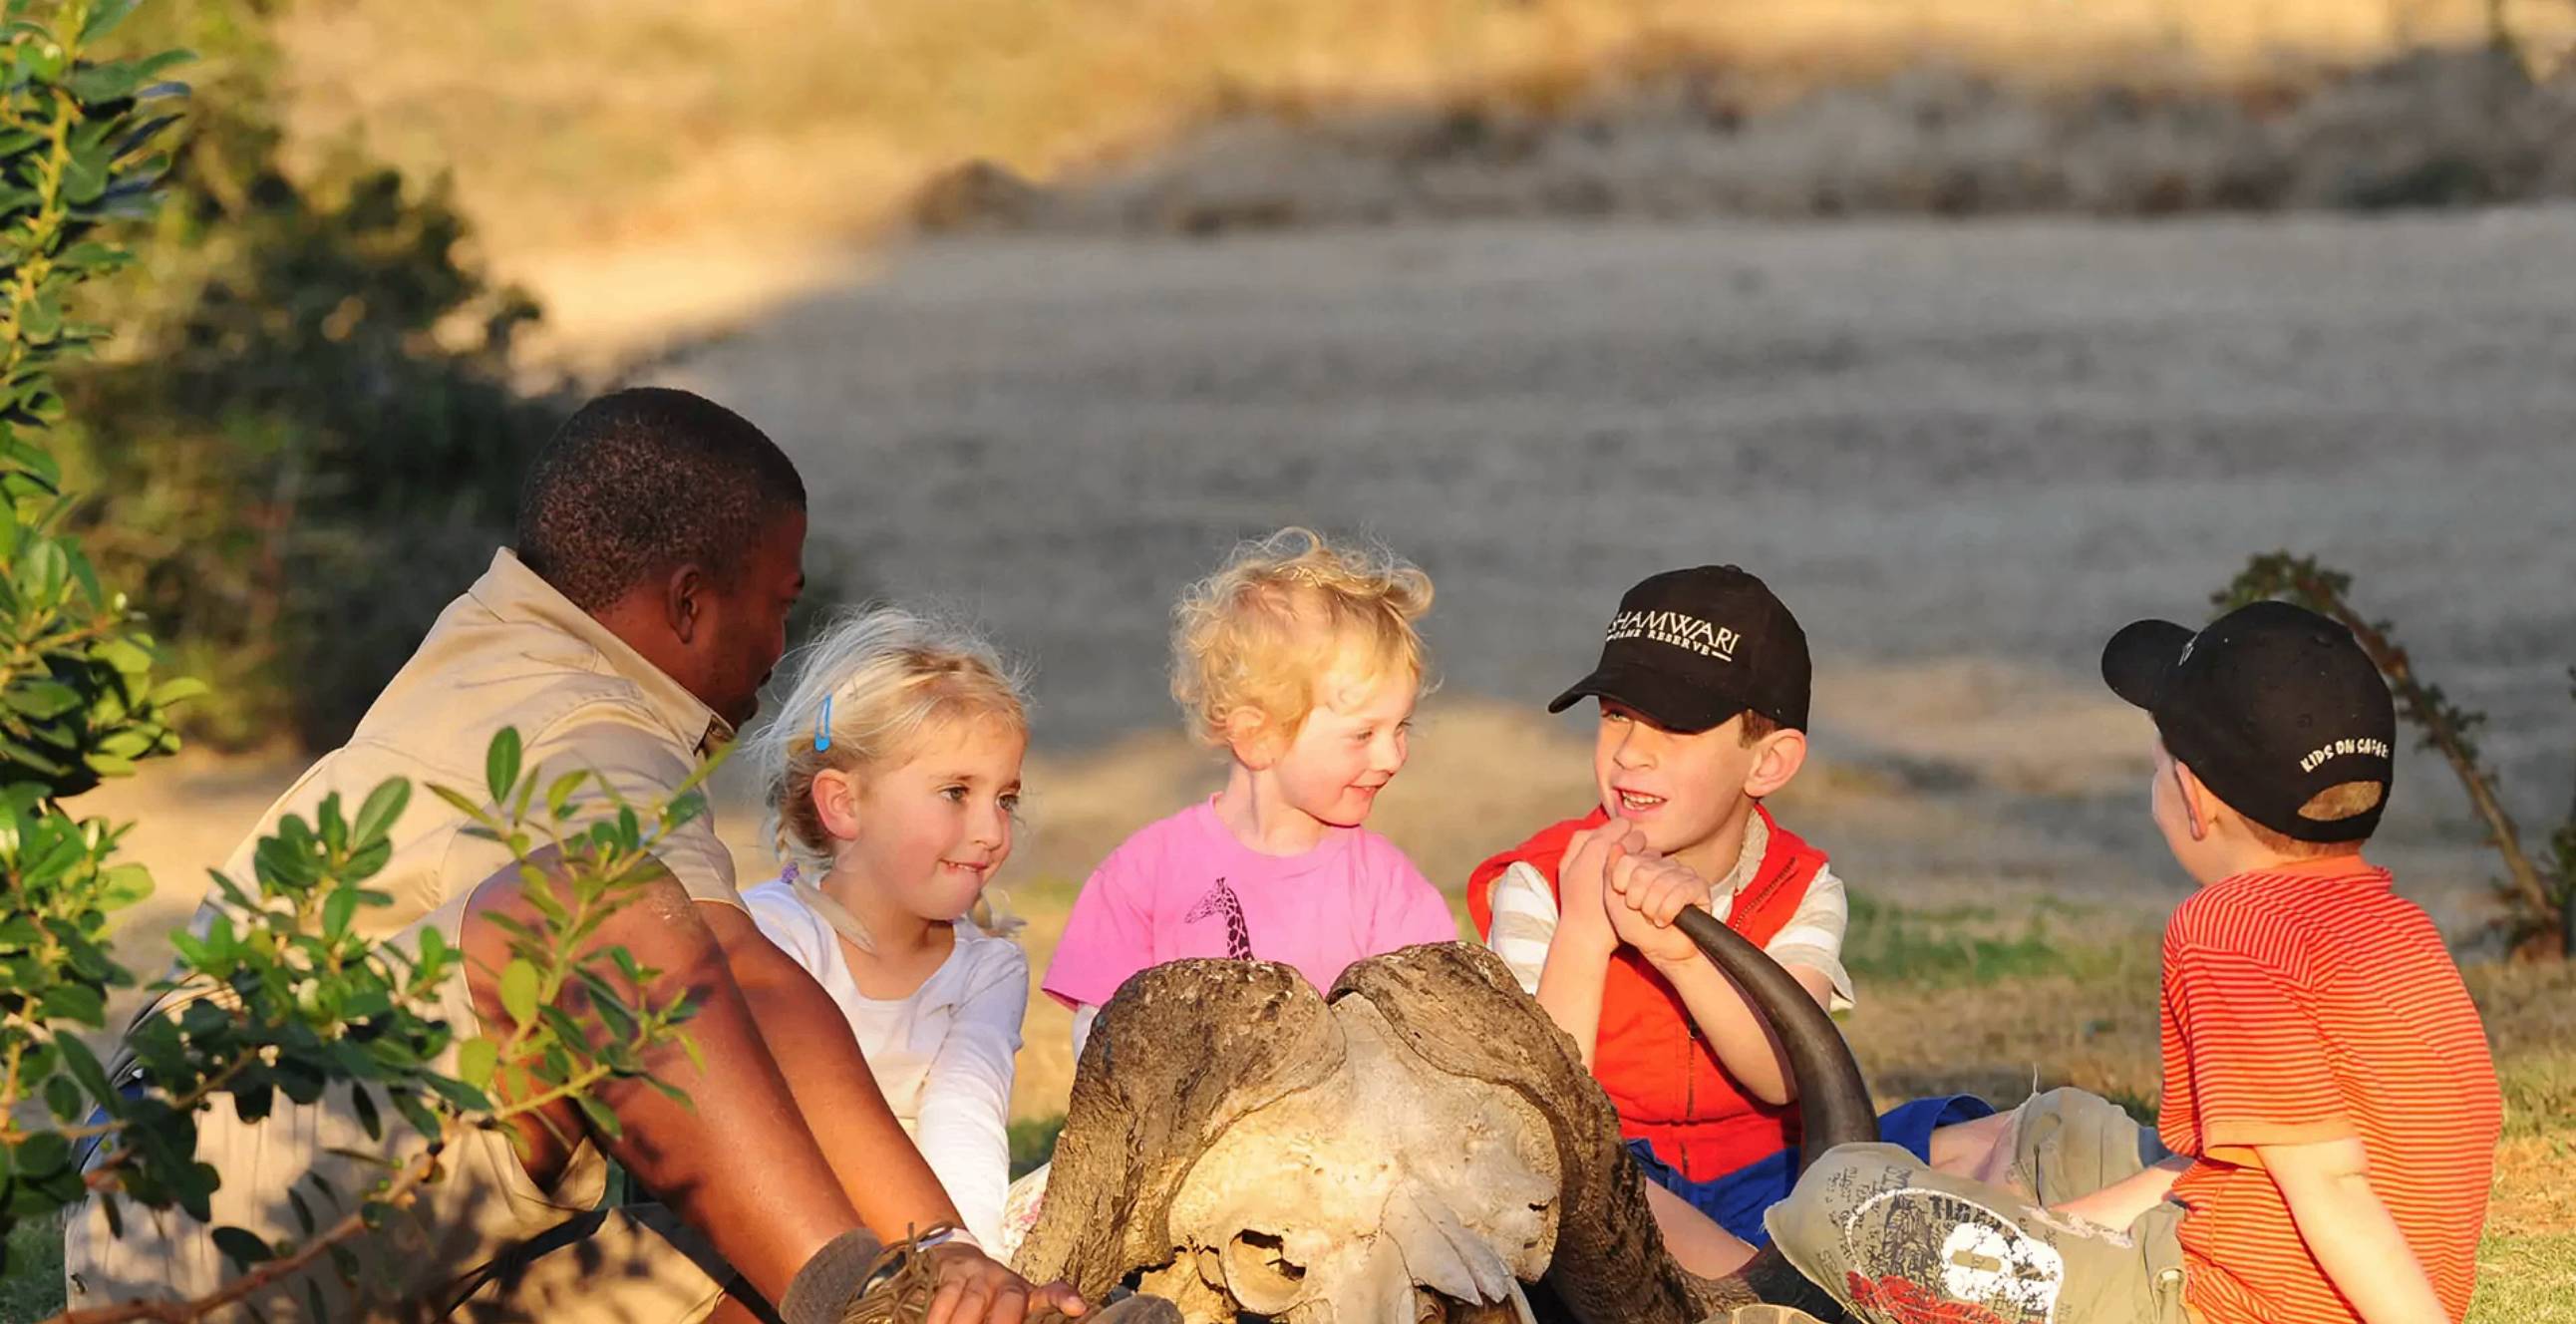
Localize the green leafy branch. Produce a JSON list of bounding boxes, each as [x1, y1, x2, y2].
[[4, 5, 698, 1319], [429, 726, 712, 1149], [42, 728, 706, 1323], [3, 0, 197, 803], [2221, 551, 2572, 957]]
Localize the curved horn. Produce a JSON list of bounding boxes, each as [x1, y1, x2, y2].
[[1668, 908, 1874, 1322], [1672, 907, 1876, 1164]]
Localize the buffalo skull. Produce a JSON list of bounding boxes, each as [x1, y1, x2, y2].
[[1014, 916, 1868, 1324]]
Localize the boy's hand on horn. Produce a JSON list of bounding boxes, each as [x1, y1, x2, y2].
[[1557, 824, 1646, 959], [1606, 849, 1712, 968]]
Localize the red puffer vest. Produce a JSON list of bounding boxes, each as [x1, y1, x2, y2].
[[1467, 805, 1827, 1181]]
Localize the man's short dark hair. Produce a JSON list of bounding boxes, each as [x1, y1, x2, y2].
[[516, 388, 807, 611]]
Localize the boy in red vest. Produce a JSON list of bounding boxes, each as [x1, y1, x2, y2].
[[1469, 566, 1999, 1272], [1763, 600, 2503, 1324]]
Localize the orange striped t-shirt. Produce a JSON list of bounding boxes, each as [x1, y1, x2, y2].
[[2158, 859, 2501, 1324]]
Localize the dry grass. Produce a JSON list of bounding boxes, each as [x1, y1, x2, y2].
[[268, 0, 2570, 362]]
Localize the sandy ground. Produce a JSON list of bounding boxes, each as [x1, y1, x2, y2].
[[643, 208, 2576, 899]]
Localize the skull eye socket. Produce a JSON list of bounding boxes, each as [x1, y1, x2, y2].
[[1221, 1229, 1307, 1312]]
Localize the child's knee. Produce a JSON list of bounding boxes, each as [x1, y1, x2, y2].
[[2010, 1087, 2156, 1204], [1762, 1142, 1923, 1279]]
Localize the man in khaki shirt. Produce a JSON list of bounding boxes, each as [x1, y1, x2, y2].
[[71, 389, 1084, 1324]]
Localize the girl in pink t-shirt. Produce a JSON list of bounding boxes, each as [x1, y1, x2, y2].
[[1041, 527, 1457, 1051]]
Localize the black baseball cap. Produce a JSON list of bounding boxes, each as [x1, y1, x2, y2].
[[1549, 565, 1810, 733], [2100, 599, 2396, 842]]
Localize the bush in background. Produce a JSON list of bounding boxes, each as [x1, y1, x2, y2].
[[52, 0, 567, 751]]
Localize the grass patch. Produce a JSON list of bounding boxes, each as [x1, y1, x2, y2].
[[2470, 1231, 2576, 1323], [2498, 1050, 2576, 1141], [1, 1213, 65, 1324], [1010, 1114, 1066, 1178], [1845, 894, 2139, 989]]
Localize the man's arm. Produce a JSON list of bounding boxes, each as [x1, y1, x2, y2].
[[2263, 1137, 2449, 1324], [702, 902, 967, 1233]]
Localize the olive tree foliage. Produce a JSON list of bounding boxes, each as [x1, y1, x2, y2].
[[4, 4, 700, 1319]]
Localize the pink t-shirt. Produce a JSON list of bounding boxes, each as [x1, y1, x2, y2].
[[1041, 801, 1458, 1008]]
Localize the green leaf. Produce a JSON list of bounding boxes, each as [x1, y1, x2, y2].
[[15, 1132, 71, 1179], [65, 61, 146, 105], [543, 770, 588, 821], [92, 634, 152, 675], [210, 1225, 274, 1269], [428, 783, 494, 828], [148, 676, 210, 708], [43, 982, 107, 1026], [97, 862, 152, 909], [484, 727, 522, 807], [351, 778, 411, 846], [350, 1086, 381, 1143], [576, 1095, 623, 1142], [322, 885, 357, 939], [54, 1033, 113, 1102], [4, 680, 81, 719], [79, 0, 145, 42], [497, 958, 539, 1027], [456, 1035, 498, 1089]]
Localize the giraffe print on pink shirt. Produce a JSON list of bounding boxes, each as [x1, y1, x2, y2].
[[1184, 877, 1253, 960]]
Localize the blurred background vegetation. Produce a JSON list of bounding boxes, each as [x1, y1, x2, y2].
[[48, 0, 2576, 755], [61, 0, 564, 751]]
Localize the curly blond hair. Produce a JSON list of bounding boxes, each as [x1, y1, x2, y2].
[[743, 606, 1031, 884], [1169, 527, 1434, 748]]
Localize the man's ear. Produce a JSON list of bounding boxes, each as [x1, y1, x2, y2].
[[1744, 727, 1808, 799], [1223, 707, 1287, 771], [662, 563, 710, 646], [810, 768, 863, 841]]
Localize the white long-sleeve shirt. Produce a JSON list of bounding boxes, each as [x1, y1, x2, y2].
[[742, 878, 1027, 1248]]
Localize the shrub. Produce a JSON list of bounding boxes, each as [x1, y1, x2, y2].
[[4, 8, 693, 1318]]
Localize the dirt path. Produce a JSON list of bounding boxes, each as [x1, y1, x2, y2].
[[646, 207, 2576, 931]]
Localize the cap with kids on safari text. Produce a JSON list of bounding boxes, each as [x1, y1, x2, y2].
[[1549, 565, 1810, 733], [2100, 598, 2397, 842]]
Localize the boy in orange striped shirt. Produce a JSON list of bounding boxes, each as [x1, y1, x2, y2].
[[1765, 600, 2501, 1324]]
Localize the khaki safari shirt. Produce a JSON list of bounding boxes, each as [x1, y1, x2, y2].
[[192, 547, 747, 947]]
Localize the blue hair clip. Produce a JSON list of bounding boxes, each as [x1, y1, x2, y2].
[[814, 693, 833, 752]]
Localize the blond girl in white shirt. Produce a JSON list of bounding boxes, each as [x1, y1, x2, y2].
[[739, 607, 1031, 1250]]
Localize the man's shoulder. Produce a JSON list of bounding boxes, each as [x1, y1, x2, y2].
[[355, 613, 656, 758]]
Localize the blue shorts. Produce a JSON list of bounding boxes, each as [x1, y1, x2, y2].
[[1626, 1094, 1996, 1246]]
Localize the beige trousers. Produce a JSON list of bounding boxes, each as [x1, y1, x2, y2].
[[1763, 1088, 2191, 1324], [64, 894, 733, 1324]]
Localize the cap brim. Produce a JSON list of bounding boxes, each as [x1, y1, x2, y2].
[[1547, 663, 1747, 734], [2100, 618, 2194, 711]]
